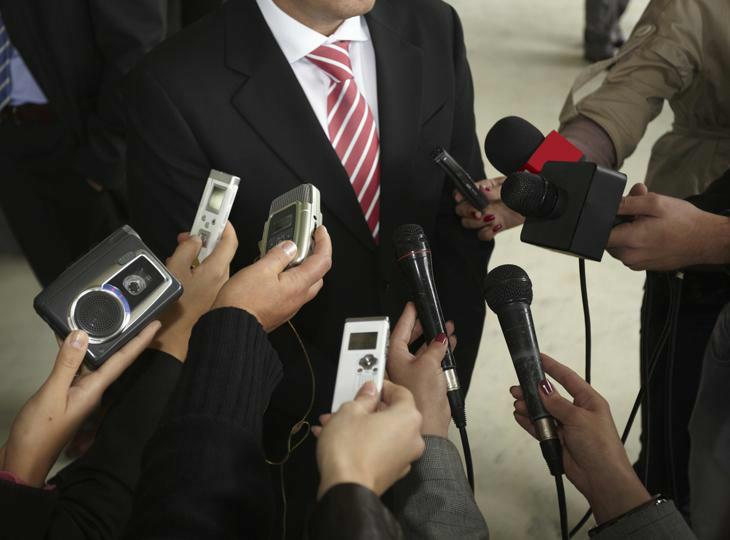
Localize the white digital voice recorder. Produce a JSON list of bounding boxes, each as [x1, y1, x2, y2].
[[191, 170, 240, 264], [331, 317, 390, 412], [259, 184, 321, 267]]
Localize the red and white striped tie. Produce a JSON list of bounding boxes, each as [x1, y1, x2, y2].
[[307, 41, 380, 242]]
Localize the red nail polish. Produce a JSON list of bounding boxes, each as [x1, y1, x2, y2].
[[435, 333, 448, 345], [493, 224, 504, 232], [539, 379, 554, 396], [481, 186, 491, 192], [483, 215, 495, 223]]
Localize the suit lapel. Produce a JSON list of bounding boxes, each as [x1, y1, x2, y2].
[[366, 1, 424, 274], [225, 0, 375, 251]]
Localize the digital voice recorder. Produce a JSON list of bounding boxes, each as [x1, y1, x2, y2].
[[191, 170, 240, 264], [432, 147, 489, 211], [259, 183, 322, 267], [331, 317, 389, 412]]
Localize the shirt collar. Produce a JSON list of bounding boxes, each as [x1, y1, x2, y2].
[[256, 0, 369, 64]]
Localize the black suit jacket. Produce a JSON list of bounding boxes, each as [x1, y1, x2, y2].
[[0, 0, 165, 188], [125, 0, 491, 535]]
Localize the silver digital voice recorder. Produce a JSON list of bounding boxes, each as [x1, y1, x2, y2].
[[331, 317, 390, 412], [259, 183, 322, 267], [191, 170, 240, 264]]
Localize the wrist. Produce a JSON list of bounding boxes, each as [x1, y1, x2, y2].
[[704, 215, 730, 265], [151, 325, 191, 362], [318, 463, 375, 500], [587, 463, 651, 524]]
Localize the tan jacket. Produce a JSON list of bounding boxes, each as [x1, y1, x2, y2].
[[559, 0, 730, 198]]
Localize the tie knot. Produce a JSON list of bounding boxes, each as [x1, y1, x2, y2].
[[306, 41, 353, 83]]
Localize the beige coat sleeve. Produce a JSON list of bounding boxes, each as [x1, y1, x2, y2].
[[559, 0, 702, 168]]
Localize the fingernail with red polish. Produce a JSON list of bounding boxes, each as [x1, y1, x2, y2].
[[481, 186, 491, 192], [435, 333, 448, 345], [493, 224, 504, 233], [483, 215, 495, 223], [539, 379, 554, 396]]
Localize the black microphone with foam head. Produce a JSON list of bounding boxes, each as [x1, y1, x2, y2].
[[484, 116, 546, 175], [502, 171, 566, 219], [484, 264, 563, 476], [394, 224, 466, 428]]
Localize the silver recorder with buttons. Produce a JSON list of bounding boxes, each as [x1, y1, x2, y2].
[[33, 226, 183, 370], [259, 184, 321, 267], [331, 317, 390, 412], [191, 170, 240, 264]]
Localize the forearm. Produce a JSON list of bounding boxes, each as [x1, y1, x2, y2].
[[126, 308, 283, 539], [391, 436, 489, 540], [560, 115, 617, 169]]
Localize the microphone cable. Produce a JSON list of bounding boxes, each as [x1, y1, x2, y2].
[[555, 474, 569, 540], [458, 423, 475, 491], [568, 272, 683, 537], [579, 259, 592, 384]]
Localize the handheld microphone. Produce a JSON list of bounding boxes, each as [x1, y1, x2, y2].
[[483, 264, 563, 476], [484, 116, 583, 175], [394, 224, 466, 429], [502, 171, 565, 219]]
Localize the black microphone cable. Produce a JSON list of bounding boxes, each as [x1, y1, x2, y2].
[[458, 423, 475, 491], [579, 259, 592, 385], [556, 474, 569, 540], [568, 272, 684, 537]]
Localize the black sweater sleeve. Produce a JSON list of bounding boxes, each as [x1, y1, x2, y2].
[[123, 307, 283, 540], [0, 348, 182, 540]]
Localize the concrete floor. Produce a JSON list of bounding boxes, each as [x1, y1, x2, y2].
[[0, 0, 670, 538]]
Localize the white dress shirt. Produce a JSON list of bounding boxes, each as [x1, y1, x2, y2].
[[255, 0, 379, 135]]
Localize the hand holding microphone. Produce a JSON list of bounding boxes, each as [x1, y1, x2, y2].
[[511, 354, 652, 525], [453, 176, 526, 241]]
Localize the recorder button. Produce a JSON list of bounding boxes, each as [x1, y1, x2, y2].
[[359, 354, 378, 370]]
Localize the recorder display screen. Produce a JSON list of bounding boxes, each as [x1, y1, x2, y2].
[[348, 332, 378, 350], [207, 185, 226, 214]]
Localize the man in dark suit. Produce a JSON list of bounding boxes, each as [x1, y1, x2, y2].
[[125, 0, 491, 536], [0, 1, 165, 286]]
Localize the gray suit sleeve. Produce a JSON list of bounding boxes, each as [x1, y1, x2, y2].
[[391, 436, 489, 540], [592, 500, 696, 540]]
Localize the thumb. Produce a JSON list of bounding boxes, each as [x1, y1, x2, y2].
[[167, 234, 203, 275], [261, 240, 299, 274], [538, 381, 580, 425], [353, 380, 379, 413], [47, 331, 89, 392], [629, 183, 649, 196]]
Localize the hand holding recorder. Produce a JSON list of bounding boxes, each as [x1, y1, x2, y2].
[[511, 354, 651, 525], [313, 381, 425, 499], [212, 225, 332, 332], [0, 322, 160, 487], [153, 223, 238, 361]]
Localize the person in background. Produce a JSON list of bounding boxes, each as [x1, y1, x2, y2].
[[0, 223, 238, 540], [0, 0, 166, 287], [584, 0, 630, 62]]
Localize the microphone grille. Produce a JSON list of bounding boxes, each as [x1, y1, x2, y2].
[[393, 224, 429, 256], [483, 264, 533, 311], [502, 172, 546, 217], [484, 116, 545, 175]]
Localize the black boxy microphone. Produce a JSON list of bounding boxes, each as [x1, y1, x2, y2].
[[485, 116, 627, 261], [484, 264, 563, 476], [394, 224, 466, 428]]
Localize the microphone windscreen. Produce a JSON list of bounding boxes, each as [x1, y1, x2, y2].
[[484, 117, 545, 175], [393, 224, 429, 256], [483, 264, 533, 311], [502, 172, 547, 217]]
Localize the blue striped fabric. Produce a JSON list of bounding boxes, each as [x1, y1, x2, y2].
[[0, 13, 11, 110]]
